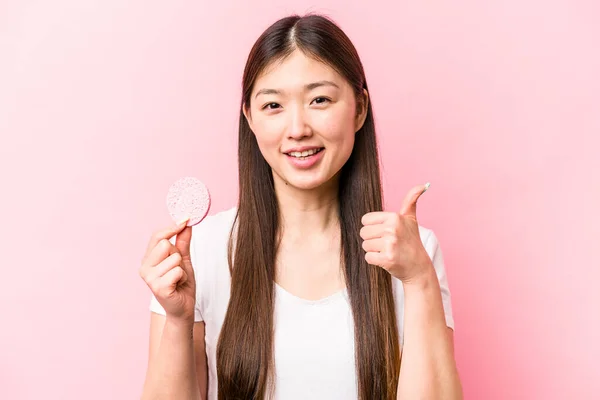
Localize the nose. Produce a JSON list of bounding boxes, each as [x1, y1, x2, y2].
[[287, 105, 312, 140]]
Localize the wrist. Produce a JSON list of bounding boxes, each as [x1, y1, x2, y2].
[[402, 264, 437, 290], [165, 315, 195, 331]]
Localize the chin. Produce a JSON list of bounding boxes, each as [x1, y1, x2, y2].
[[288, 180, 323, 191], [280, 170, 338, 191]]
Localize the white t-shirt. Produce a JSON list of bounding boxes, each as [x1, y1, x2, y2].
[[149, 207, 455, 400]]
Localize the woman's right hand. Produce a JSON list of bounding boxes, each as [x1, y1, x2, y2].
[[139, 219, 197, 324]]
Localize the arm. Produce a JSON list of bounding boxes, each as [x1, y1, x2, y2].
[[141, 313, 208, 400], [360, 184, 463, 399], [396, 267, 463, 400]]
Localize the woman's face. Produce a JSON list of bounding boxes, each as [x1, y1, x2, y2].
[[244, 50, 368, 191]]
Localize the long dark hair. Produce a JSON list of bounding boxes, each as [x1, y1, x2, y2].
[[216, 14, 400, 400]]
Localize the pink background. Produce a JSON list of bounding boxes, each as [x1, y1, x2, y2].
[[1, 1, 599, 399]]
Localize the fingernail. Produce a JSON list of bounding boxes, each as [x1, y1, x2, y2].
[[177, 217, 190, 226], [423, 182, 431, 192]]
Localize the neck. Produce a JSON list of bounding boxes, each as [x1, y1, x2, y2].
[[274, 174, 340, 242]]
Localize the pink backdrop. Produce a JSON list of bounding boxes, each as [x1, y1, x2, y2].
[[1, 1, 599, 399]]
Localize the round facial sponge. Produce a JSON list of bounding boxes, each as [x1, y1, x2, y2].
[[166, 177, 211, 227]]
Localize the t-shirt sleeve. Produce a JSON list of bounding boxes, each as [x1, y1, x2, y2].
[[148, 233, 204, 322], [424, 230, 455, 330]]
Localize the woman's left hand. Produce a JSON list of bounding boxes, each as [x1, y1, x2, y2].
[[360, 183, 433, 284]]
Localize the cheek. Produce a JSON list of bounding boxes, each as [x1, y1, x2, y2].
[[252, 116, 284, 149], [316, 107, 356, 148]]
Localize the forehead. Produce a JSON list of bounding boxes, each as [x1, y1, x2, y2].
[[253, 50, 344, 90]]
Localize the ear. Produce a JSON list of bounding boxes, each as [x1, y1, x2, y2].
[[355, 88, 369, 133], [242, 103, 254, 133]]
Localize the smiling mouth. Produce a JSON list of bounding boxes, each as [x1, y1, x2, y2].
[[285, 148, 324, 160]]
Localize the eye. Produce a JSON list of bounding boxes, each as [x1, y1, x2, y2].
[[312, 97, 331, 105], [262, 102, 281, 110]]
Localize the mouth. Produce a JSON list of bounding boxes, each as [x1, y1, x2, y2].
[[284, 147, 325, 160]]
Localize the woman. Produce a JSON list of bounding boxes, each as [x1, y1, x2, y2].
[[140, 14, 462, 400]]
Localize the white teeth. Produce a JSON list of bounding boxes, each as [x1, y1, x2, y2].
[[289, 148, 321, 158]]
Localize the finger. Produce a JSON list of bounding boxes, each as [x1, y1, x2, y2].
[[175, 226, 195, 279], [175, 266, 188, 286], [360, 224, 397, 240], [146, 252, 182, 282], [143, 238, 178, 270], [361, 211, 396, 226], [362, 238, 386, 253], [399, 183, 430, 218], [175, 226, 192, 261], [145, 218, 190, 256], [365, 251, 390, 268], [158, 266, 187, 294], [140, 239, 176, 280]]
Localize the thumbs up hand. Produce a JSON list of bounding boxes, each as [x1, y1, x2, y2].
[[360, 183, 433, 283]]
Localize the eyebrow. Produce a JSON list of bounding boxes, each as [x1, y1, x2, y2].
[[254, 80, 340, 99]]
